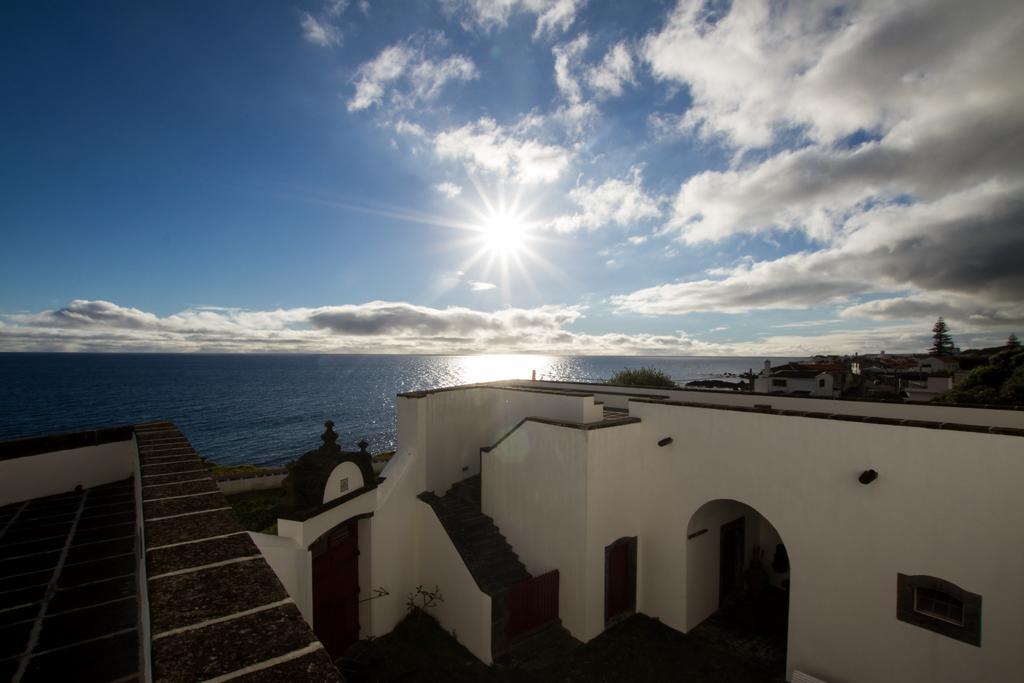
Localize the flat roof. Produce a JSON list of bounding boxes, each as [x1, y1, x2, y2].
[[0, 477, 140, 682]]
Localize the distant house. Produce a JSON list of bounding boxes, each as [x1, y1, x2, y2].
[[752, 360, 840, 396]]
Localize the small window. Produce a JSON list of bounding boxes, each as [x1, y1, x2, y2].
[[818, 379, 826, 388], [914, 587, 964, 625], [897, 574, 981, 646], [772, 379, 787, 387], [339, 477, 349, 493]]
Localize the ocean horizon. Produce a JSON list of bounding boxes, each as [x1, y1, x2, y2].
[[0, 352, 800, 467]]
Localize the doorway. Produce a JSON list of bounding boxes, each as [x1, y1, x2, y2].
[[719, 516, 745, 607], [312, 518, 360, 658], [605, 536, 637, 626]]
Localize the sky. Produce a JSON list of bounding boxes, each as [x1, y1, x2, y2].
[[1, 0, 1022, 355]]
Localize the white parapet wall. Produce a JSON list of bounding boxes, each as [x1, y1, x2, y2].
[[416, 499, 493, 663], [0, 438, 137, 506], [216, 472, 287, 496], [250, 531, 313, 624], [512, 380, 1024, 430]]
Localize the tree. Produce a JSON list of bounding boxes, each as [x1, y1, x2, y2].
[[930, 317, 954, 356], [608, 366, 677, 388], [1008, 333, 1020, 348]]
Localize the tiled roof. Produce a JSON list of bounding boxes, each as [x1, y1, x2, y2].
[[1, 422, 342, 682], [135, 422, 342, 682], [0, 477, 140, 682]]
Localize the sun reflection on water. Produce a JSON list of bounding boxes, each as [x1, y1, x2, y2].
[[453, 354, 558, 385]]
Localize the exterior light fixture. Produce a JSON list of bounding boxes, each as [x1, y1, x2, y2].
[[658, 437, 673, 447], [859, 469, 879, 485]]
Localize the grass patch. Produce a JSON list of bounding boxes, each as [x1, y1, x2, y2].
[[205, 462, 285, 477], [226, 489, 284, 533]]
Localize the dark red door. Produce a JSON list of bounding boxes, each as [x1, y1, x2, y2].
[[312, 519, 359, 658], [605, 537, 636, 624]]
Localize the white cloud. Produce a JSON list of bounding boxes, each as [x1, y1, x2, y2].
[[435, 181, 463, 198], [644, 0, 1024, 150], [5, 298, 1012, 355], [347, 35, 477, 112], [552, 33, 589, 102], [434, 117, 571, 184], [440, 0, 585, 40], [469, 281, 497, 291], [300, 0, 348, 47], [546, 166, 662, 233], [301, 12, 342, 47], [586, 41, 635, 98], [614, 181, 1024, 325], [0, 299, 713, 355], [393, 119, 427, 138]]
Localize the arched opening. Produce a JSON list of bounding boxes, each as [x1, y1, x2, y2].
[[686, 499, 789, 672]]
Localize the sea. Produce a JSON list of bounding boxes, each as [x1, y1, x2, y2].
[[0, 353, 799, 467]]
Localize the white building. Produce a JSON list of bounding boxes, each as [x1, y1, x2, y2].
[[256, 380, 1024, 683]]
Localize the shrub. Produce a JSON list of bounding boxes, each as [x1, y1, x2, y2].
[[608, 366, 677, 388]]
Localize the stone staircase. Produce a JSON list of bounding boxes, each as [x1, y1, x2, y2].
[[418, 476, 530, 595], [418, 475, 581, 662]]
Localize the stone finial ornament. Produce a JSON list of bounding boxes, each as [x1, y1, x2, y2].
[[322, 420, 339, 448], [280, 422, 379, 515]]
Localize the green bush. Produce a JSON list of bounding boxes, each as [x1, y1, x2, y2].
[[941, 347, 1024, 405], [608, 366, 677, 388]]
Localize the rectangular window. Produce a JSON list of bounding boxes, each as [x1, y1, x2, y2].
[[339, 477, 349, 493], [818, 379, 825, 388], [915, 587, 964, 625], [772, 379, 787, 387], [897, 573, 981, 646]]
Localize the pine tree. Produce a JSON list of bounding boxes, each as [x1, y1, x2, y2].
[[1009, 333, 1021, 348], [930, 317, 954, 355]]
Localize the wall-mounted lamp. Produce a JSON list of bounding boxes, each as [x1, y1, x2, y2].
[[658, 437, 673, 447], [859, 469, 879, 485]]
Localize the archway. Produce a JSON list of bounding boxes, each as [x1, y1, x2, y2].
[[686, 499, 789, 671]]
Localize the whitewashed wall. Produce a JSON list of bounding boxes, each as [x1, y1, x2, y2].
[[420, 387, 598, 497], [0, 439, 137, 505], [622, 400, 1024, 683], [513, 380, 1024, 429], [417, 501, 493, 662], [250, 531, 313, 624], [323, 461, 364, 503], [481, 420, 590, 638]]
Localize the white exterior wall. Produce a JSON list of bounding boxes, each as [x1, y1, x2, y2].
[[323, 461, 365, 503], [250, 531, 313, 623], [417, 501, 493, 663], [0, 439, 137, 505], [481, 421, 590, 638], [583, 421, 648, 639], [514, 380, 1024, 429], [420, 388, 599, 497], [619, 401, 1024, 683]]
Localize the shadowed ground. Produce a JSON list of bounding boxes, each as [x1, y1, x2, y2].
[[340, 592, 787, 683]]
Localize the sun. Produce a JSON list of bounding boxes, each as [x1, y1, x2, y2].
[[480, 211, 528, 257]]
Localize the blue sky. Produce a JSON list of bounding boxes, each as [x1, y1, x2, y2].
[[2, 0, 1022, 354]]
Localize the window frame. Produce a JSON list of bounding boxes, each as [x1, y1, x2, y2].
[[897, 574, 981, 646]]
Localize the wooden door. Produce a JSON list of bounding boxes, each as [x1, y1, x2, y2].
[[312, 519, 360, 658], [605, 537, 636, 625], [719, 516, 745, 606]]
